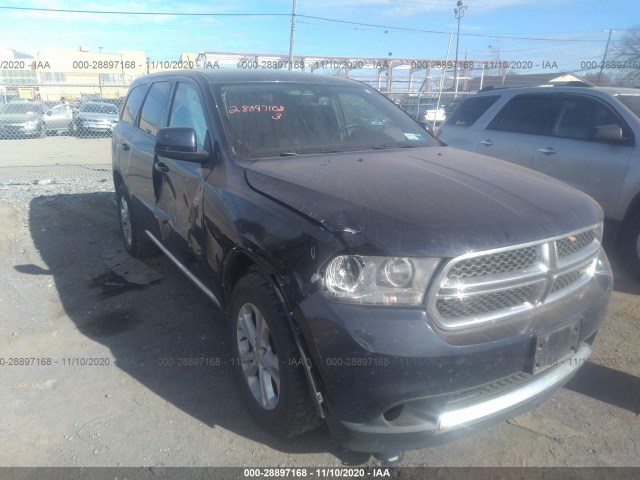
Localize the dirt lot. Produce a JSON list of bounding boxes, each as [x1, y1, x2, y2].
[[0, 137, 638, 468]]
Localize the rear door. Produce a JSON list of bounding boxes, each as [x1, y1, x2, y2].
[[115, 81, 173, 231]]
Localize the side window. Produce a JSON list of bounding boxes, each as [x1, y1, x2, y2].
[[552, 96, 629, 142], [445, 95, 499, 126], [489, 95, 556, 135], [138, 81, 172, 136], [121, 85, 146, 124], [168, 83, 208, 150]]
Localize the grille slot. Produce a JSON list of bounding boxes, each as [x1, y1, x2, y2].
[[436, 284, 536, 319], [430, 226, 601, 329], [555, 229, 595, 259], [447, 247, 537, 280], [448, 372, 532, 407]]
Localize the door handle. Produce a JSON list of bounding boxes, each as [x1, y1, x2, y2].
[[120, 142, 130, 151], [537, 147, 556, 155], [154, 162, 169, 173], [481, 139, 493, 146]]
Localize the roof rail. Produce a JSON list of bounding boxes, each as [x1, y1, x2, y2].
[[478, 80, 594, 92]]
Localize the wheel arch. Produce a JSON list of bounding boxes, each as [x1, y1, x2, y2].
[[222, 248, 326, 418]]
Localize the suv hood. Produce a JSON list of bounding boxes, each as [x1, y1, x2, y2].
[[245, 147, 601, 257]]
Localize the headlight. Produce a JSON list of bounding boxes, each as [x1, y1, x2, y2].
[[322, 255, 440, 305], [25, 120, 38, 127]]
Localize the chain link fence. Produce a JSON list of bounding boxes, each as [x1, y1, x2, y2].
[[0, 82, 472, 186], [386, 92, 471, 133], [0, 91, 121, 186]]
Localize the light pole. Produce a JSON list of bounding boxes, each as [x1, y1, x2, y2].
[[597, 29, 613, 86], [288, 0, 297, 70], [453, 0, 467, 95]]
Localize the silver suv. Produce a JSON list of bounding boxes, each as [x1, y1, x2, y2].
[[438, 85, 640, 273]]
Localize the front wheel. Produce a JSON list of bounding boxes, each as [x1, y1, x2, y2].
[[229, 272, 320, 438]]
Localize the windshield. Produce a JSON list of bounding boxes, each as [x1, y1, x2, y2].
[[81, 103, 118, 114], [617, 95, 640, 118], [0, 103, 41, 115], [215, 82, 438, 158]]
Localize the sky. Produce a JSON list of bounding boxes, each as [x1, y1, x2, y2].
[[0, 0, 638, 77]]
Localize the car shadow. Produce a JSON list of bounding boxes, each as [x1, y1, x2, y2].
[[602, 239, 640, 295], [565, 362, 640, 415], [23, 192, 368, 464]]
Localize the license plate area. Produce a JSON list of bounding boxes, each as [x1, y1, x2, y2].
[[530, 319, 582, 374]]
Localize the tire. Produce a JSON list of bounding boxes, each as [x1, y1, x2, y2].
[[229, 272, 320, 438], [115, 183, 158, 257], [622, 212, 640, 277]]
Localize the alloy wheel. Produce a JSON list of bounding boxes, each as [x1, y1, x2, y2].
[[236, 302, 280, 410], [119, 196, 133, 248]]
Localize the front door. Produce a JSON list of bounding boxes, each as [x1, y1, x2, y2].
[[154, 81, 213, 263]]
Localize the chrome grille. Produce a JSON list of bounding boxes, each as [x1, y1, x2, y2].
[[429, 226, 601, 329]]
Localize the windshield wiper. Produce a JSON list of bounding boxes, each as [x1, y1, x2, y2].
[[372, 143, 418, 150]]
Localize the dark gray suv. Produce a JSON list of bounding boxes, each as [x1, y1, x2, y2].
[[112, 70, 612, 459]]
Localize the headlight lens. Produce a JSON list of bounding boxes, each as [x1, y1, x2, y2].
[[381, 257, 413, 287], [325, 255, 365, 293], [323, 255, 440, 305]]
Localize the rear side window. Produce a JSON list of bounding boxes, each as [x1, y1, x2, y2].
[[121, 85, 146, 124], [489, 94, 556, 135], [446, 95, 499, 126], [138, 81, 172, 136]]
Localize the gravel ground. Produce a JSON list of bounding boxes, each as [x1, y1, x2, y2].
[[0, 138, 638, 469]]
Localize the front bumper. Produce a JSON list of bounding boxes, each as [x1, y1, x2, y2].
[[293, 253, 612, 452], [76, 121, 116, 132], [0, 123, 40, 136]]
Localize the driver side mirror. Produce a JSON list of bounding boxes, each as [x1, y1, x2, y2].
[[155, 127, 210, 162]]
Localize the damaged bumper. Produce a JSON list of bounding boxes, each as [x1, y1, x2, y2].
[[293, 253, 612, 453]]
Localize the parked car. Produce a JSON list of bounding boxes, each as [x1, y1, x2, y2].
[[100, 97, 126, 111], [75, 101, 119, 135], [112, 70, 612, 460], [0, 101, 47, 138], [438, 85, 640, 274], [403, 99, 447, 131], [43, 103, 74, 135]]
